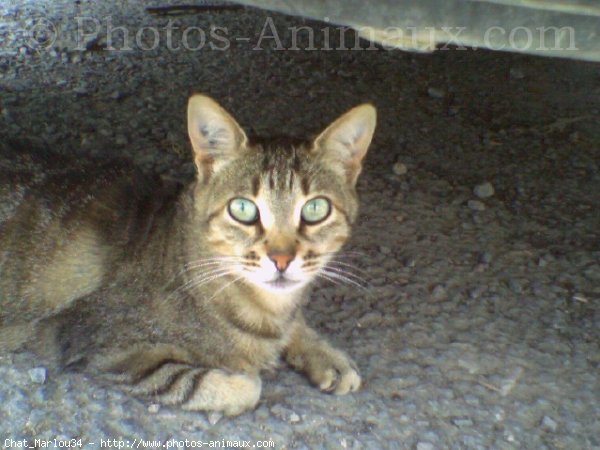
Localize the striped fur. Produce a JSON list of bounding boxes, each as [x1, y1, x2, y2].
[[0, 95, 376, 415]]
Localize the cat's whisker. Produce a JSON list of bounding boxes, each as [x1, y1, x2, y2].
[[205, 275, 245, 303], [166, 271, 237, 302], [183, 256, 245, 269], [319, 269, 368, 292], [166, 267, 238, 300], [323, 250, 368, 259], [325, 260, 369, 276], [166, 257, 243, 285], [315, 273, 342, 287], [323, 263, 368, 283]]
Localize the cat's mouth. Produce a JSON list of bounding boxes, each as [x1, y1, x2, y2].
[[264, 274, 301, 291]]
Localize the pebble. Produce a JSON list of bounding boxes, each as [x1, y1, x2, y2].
[[541, 416, 558, 432], [508, 279, 523, 294], [394, 215, 405, 223], [392, 162, 408, 175], [473, 182, 495, 199], [147, 404, 160, 414], [479, 251, 493, 264], [207, 411, 222, 425], [357, 312, 383, 328], [416, 443, 435, 450], [28, 367, 47, 384], [289, 412, 301, 423], [115, 134, 128, 146], [453, 417, 474, 427], [467, 200, 486, 211], [73, 83, 88, 95], [431, 284, 447, 301], [509, 67, 525, 79], [427, 87, 445, 99]]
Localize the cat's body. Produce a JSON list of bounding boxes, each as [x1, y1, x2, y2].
[[0, 95, 376, 415]]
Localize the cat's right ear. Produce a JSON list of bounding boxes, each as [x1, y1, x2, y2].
[[187, 94, 248, 182]]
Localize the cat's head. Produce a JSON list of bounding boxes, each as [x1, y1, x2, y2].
[[187, 94, 376, 294]]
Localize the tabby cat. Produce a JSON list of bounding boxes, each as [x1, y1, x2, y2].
[[0, 95, 376, 416]]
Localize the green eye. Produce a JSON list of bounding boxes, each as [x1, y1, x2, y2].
[[228, 198, 259, 224], [301, 197, 331, 224]]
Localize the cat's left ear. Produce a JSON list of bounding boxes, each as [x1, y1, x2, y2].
[[313, 104, 377, 185], [187, 94, 248, 181]]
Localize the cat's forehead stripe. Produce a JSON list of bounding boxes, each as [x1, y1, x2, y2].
[[251, 175, 260, 197]]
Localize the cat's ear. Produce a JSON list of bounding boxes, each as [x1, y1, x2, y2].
[[187, 94, 248, 181], [313, 104, 376, 185]]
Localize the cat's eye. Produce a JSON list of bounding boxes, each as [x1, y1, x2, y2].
[[228, 198, 259, 224], [301, 197, 331, 224]]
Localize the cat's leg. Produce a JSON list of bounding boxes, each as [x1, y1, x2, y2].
[[0, 323, 36, 351], [94, 344, 261, 416], [284, 313, 361, 395]]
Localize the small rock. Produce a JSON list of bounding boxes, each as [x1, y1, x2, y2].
[[289, 412, 301, 423], [357, 311, 383, 328], [70, 53, 83, 64], [509, 67, 525, 79], [73, 83, 88, 95], [431, 284, 447, 301], [508, 279, 523, 294], [467, 200, 486, 211], [427, 87, 445, 99], [253, 406, 270, 421], [207, 411, 223, 425], [148, 404, 160, 414], [115, 134, 128, 146], [392, 162, 408, 175], [394, 215, 405, 223], [474, 182, 495, 199], [453, 417, 474, 427], [541, 415, 557, 432], [380, 246, 391, 254], [28, 367, 47, 384], [110, 90, 123, 100], [479, 251, 493, 264], [416, 443, 435, 450]]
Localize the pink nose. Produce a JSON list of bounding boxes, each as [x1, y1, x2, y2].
[[268, 253, 294, 272]]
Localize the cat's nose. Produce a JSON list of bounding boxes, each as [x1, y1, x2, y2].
[[268, 252, 295, 272]]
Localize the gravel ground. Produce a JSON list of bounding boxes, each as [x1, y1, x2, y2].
[[1, 1, 599, 449]]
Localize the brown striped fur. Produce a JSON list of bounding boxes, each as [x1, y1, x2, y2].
[[0, 95, 376, 416]]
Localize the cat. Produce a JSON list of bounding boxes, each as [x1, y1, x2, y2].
[[0, 94, 376, 416]]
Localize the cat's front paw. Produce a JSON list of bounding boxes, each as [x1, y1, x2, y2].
[[182, 369, 262, 416], [287, 345, 361, 395]]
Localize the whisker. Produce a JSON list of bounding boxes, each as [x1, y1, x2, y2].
[[323, 264, 368, 283], [325, 260, 369, 276], [315, 273, 342, 287], [320, 269, 368, 291], [166, 268, 237, 300], [183, 257, 244, 269], [323, 250, 368, 258], [205, 275, 244, 303]]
